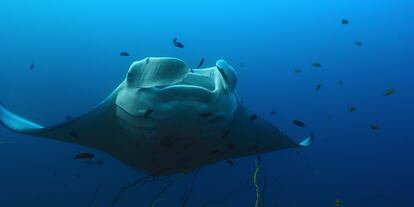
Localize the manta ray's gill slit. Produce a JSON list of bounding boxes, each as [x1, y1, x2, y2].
[[209, 149, 219, 155], [221, 129, 231, 138], [249, 114, 258, 121], [69, 130, 79, 138], [226, 143, 235, 150]]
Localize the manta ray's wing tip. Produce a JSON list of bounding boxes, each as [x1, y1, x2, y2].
[[0, 103, 43, 132], [298, 133, 314, 148]]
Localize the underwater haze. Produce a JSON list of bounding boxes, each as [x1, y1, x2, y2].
[[1, 0, 413, 206]]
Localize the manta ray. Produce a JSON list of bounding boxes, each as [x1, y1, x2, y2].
[[0, 57, 312, 175]]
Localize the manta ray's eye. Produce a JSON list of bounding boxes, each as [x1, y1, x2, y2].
[[127, 72, 134, 79]]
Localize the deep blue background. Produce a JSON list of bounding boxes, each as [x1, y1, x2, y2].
[[0, 0, 413, 206]]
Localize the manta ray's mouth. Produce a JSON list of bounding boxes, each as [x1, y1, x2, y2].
[[154, 71, 217, 93]]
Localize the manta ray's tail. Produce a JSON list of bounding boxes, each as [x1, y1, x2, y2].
[[298, 133, 314, 148], [0, 104, 44, 133]]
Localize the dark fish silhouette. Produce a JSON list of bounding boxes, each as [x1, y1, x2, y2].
[[249, 114, 257, 121], [197, 58, 205, 68], [30, 63, 35, 70], [74, 152, 95, 160], [342, 19, 349, 24], [221, 130, 231, 138], [293, 68, 302, 73], [338, 80, 343, 85], [354, 41, 363, 46], [144, 109, 154, 118], [312, 62, 322, 68], [316, 84, 322, 91], [370, 124, 380, 130], [173, 38, 184, 48], [120, 52, 130, 56], [69, 130, 79, 138], [292, 120, 306, 127], [384, 89, 395, 96], [226, 144, 235, 150], [200, 112, 213, 117], [347, 106, 357, 112], [271, 110, 277, 116], [227, 160, 234, 166]]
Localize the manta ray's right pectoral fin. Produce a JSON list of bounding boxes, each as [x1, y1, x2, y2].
[[298, 133, 314, 148]]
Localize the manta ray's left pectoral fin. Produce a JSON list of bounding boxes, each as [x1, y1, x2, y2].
[[0, 87, 120, 150], [0, 104, 44, 132]]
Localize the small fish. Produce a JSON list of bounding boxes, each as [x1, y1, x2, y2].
[[144, 109, 154, 118], [249, 114, 257, 121], [0, 141, 15, 145], [74, 152, 95, 160], [173, 38, 184, 48], [316, 84, 322, 91], [30, 63, 35, 70], [200, 112, 213, 117], [293, 68, 302, 73], [271, 110, 277, 116], [226, 144, 235, 150], [292, 120, 306, 127], [341, 19, 349, 24], [197, 58, 205, 68], [338, 80, 343, 85], [120, 52, 130, 56], [312, 62, 322, 68], [354, 41, 363, 46], [227, 160, 234, 166], [69, 130, 79, 138], [370, 124, 380, 130], [221, 130, 231, 138], [327, 115, 332, 120], [384, 89, 395, 96], [335, 199, 342, 207], [347, 106, 357, 112]]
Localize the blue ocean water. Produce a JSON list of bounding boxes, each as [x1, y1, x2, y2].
[[0, 0, 413, 206]]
